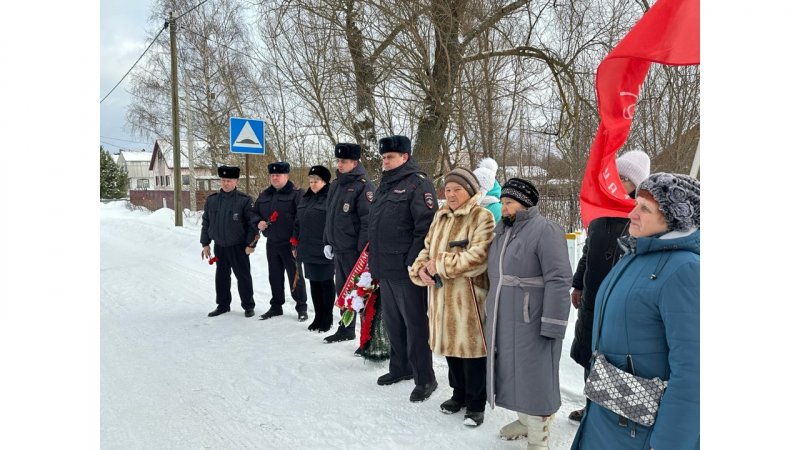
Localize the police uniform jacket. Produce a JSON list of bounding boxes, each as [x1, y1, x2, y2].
[[323, 163, 374, 254], [254, 180, 302, 247], [368, 158, 438, 280], [200, 189, 259, 248], [296, 184, 331, 265]]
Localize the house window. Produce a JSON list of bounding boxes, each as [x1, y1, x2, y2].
[[165, 176, 170, 186], [182, 175, 190, 186], [137, 179, 150, 189]]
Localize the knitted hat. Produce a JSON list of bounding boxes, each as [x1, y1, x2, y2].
[[308, 165, 331, 184], [473, 157, 498, 194], [444, 167, 481, 197], [334, 143, 361, 160], [378, 135, 412, 155], [500, 178, 539, 207], [637, 172, 700, 232], [217, 165, 240, 179], [616, 150, 651, 187], [268, 162, 291, 174]]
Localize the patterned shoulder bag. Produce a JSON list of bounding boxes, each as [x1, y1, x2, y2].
[[583, 265, 668, 427]]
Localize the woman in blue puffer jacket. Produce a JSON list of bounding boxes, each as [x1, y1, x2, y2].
[[571, 172, 700, 450]]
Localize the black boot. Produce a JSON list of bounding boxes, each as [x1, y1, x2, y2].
[[259, 306, 283, 320], [409, 381, 438, 402], [323, 324, 355, 343], [307, 281, 322, 331], [208, 306, 230, 317], [319, 286, 335, 333]]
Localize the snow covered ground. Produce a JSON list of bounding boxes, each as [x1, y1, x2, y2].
[[100, 200, 588, 449]]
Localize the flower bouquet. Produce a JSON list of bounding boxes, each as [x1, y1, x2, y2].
[[336, 246, 378, 327], [335, 244, 390, 361]]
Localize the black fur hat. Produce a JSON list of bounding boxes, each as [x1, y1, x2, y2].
[[378, 135, 411, 155], [268, 162, 291, 174], [334, 143, 362, 160], [308, 165, 331, 184], [217, 165, 240, 179]]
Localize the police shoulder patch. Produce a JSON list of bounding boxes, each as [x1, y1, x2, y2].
[[424, 192, 435, 209]]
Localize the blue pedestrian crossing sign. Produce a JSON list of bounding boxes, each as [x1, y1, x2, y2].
[[229, 117, 266, 155]]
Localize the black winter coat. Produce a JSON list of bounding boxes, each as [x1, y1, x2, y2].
[[323, 164, 375, 254], [296, 184, 333, 265], [253, 181, 303, 247], [368, 158, 438, 280], [569, 216, 629, 369], [200, 189, 259, 248]]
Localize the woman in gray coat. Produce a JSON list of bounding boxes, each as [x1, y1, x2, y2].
[[484, 178, 573, 450]]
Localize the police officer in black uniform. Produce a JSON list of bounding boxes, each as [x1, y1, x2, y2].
[[253, 162, 308, 321], [368, 135, 439, 402], [322, 143, 375, 344], [201, 165, 260, 318], [297, 165, 336, 333]]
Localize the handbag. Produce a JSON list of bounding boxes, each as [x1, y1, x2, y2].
[[583, 267, 668, 427], [583, 352, 667, 427]]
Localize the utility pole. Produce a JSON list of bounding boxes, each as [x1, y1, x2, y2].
[[184, 71, 197, 211], [169, 11, 183, 226]]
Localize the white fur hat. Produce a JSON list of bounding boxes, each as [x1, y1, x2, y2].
[[616, 150, 651, 187], [473, 157, 498, 194]]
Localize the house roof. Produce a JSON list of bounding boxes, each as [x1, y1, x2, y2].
[[150, 139, 212, 170], [118, 150, 153, 163]]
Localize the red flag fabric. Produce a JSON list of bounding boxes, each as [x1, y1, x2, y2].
[[579, 0, 699, 227]]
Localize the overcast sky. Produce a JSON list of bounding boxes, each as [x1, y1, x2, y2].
[[100, 0, 156, 154]]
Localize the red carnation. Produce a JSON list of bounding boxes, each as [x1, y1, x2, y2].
[[269, 211, 279, 222], [208, 256, 218, 265], [356, 287, 368, 297], [289, 237, 299, 247]]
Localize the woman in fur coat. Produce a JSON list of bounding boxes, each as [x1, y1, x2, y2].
[[410, 167, 495, 428]]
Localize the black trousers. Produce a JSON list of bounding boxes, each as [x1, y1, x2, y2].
[[381, 277, 435, 386], [445, 356, 487, 412], [213, 243, 255, 310], [334, 251, 360, 331], [266, 244, 307, 311]]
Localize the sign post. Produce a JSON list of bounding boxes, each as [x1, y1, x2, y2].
[[230, 117, 266, 195]]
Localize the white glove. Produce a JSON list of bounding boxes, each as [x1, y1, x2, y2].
[[323, 245, 334, 260]]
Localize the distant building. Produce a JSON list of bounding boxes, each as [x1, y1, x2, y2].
[[117, 150, 154, 190], [149, 139, 213, 191]]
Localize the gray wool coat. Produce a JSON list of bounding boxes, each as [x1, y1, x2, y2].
[[485, 206, 573, 416]]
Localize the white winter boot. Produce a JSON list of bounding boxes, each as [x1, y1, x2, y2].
[[521, 413, 554, 450], [499, 412, 528, 440]]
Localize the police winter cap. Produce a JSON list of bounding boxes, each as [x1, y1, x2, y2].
[[378, 135, 411, 155], [334, 143, 362, 160], [218, 165, 240, 179], [268, 161, 291, 174], [308, 165, 331, 184]]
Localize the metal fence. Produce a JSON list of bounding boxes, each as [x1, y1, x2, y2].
[[537, 193, 583, 233]]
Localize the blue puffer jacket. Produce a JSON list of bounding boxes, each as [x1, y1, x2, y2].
[[571, 229, 700, 450]]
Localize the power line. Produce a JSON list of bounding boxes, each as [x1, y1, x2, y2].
[[100, 135, 152, 144], [100, 24, 168, 104], [179, 26, 253, 61], [175, 0, 211, 21]]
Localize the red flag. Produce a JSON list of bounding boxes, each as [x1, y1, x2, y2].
[[579, 0, 699, 227]]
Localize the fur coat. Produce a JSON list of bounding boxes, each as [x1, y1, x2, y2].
[[409, 193, 495, 358]]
